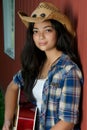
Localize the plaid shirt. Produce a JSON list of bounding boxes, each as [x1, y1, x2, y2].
[[13, 54, 83, 130]]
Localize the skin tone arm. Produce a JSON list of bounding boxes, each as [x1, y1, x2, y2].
[[2, 81, 19, 130], [51, 120, 74, 130]]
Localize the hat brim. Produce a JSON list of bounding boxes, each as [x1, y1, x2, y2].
[[18, 11, 76, 37]]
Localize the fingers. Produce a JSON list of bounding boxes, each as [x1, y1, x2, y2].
[[2, 121, 11, 130]]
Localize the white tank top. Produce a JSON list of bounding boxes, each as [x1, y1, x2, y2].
[[33, 78, 47, 112]]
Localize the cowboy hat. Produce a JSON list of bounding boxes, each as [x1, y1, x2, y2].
[[18, 2, 76, 37]]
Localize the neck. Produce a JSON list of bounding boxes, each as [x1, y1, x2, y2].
[[38, 50, 63, 79], [45, 50, 63, 65]]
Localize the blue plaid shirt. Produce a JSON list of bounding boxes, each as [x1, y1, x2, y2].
[[13, 54, 83, 130]]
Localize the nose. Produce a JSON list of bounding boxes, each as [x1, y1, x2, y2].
[[39, 32, 45, 40]]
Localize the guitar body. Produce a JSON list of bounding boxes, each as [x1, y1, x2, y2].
[[17, 103, 37, 130], [12, 90, 37, 130]]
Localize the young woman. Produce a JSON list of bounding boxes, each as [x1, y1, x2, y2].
[[2, 2, 83, 130]]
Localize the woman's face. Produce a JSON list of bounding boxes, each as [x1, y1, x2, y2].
[[33, 21, 58, 52]]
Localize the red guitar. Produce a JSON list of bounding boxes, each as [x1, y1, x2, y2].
[[12, 90, 37, 130]]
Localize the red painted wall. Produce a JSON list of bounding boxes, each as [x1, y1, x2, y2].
[[0, 0, 87, 129], [0, 0, 31, 90], [77, 0, 87, 129]]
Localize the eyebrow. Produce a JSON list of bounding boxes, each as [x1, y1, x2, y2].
[[33, 25, 53, 30]]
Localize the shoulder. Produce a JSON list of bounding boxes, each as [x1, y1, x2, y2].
[[13, 70, 24, 88], [51, 54, 83, 81]]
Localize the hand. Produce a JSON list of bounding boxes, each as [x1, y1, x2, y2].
[[50, 120, 74, 130], [2, 120, 11, 130]]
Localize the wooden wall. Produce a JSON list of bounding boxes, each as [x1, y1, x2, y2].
[[0, 0, 87, 129]]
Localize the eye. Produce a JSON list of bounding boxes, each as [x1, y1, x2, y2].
[[45, 29, 52, 32], [33, 30, 38, 34]]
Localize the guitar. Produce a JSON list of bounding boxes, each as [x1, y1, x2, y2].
[[12, 90, 37, 130]]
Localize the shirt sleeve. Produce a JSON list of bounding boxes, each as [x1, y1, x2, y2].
[[58, 68, 83, 124], [13, 70, 24, 88]]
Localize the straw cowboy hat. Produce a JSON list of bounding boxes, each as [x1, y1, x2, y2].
[[18, 2, 76, 37]]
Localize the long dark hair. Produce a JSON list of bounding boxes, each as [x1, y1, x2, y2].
[[21, 19, 79, 101]]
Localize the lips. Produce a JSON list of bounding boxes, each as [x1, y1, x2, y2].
[[39, 42, 47, 46]]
